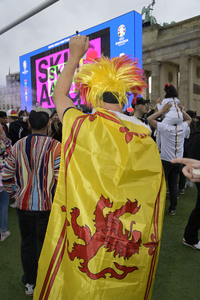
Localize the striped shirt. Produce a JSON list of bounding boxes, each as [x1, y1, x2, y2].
[[0, 135, 11, 191], [2, 134, 61, 211]]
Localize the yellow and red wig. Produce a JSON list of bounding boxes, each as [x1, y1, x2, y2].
[[74, 55, 147, 108]]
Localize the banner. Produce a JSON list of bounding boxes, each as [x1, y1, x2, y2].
[[34, 108, 166, 300]]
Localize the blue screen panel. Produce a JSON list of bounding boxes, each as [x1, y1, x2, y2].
[[19, 10, 142, 111]]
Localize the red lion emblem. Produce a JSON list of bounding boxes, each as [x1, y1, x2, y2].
[[67, 195, 141, 280]]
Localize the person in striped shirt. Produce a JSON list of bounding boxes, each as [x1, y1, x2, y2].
[[0, 123, 11, 241], [2, 107, 61, 296]]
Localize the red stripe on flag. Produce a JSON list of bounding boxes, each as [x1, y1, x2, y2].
[[65, 117, 85, 169], [144, 186, 161, 300], [39, 217, 68, 300], [64, 114, 87, 155], [44, 238, 67, 300], [95, 111, 122, 124], [144, 247, 159, 300], [39, 115, 86, 299]]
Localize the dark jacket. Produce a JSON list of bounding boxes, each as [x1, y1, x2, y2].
[[8, 119, 30, 145], [188, 127, 200, 160], [188, 126, 200, 190]]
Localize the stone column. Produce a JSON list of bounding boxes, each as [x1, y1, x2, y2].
[[179, 56, 190, 108], [144, 70, 151, 100], [151, 63, 161, 102]]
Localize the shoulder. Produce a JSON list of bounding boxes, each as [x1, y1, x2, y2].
[[8, 122, 16, 130], [48, 138, 61, 158], [179, 122, 189, 130], [63, 107, 82, 118], [161, 98, 168, 102], [62, 107, 86, 126], [159, 98, 168, 108], [51, 137, 61, 147], [13, 135, 28, 146], [46, 136, 61, 149]]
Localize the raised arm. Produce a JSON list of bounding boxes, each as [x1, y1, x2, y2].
[[147, 103, 171, 129], [52, 35, 89, 122], [178, 103, 192, 125]]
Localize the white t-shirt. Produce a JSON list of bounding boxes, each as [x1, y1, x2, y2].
[[157, 121, 190, 161], [157, 97, 183, 125]]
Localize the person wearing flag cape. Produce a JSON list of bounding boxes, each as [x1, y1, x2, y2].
[[33, 35, 166, 300]]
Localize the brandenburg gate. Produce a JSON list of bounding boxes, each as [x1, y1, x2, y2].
[[142, 15, 200, 113]]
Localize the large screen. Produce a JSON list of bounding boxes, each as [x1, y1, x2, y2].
[[31, 29, 110, 108], [20, 10, 142, 111]]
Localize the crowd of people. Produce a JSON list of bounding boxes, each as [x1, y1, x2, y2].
[[0, 107, 62, 295], [126, 84, 200, 249], [126, 84, 200, 253], [0, 35, 200, 299]]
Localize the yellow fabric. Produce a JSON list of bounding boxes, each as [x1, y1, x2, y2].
[[34, 108, 166, 300]]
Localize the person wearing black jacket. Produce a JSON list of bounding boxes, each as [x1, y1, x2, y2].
[[181, 125, 200, 249], [7, 110, 30, 145], [49, 110, 62, 142], [172, 124, 200, 250]]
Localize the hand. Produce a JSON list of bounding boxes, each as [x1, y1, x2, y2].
[[178, 102, 184, 111], [162, 102, 172, 113], [69, 35, 89, 61], [171, 158, 200, 182], [52, 115, 59, 123], [154, 97, 161, 104], [52, 35, 89, 121]]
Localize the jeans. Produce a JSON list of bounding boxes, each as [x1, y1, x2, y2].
[[162, 160, 181, 211], [17, 209, 50, 285], [0, 190, 9, 232], [184, 183, 200, 245]]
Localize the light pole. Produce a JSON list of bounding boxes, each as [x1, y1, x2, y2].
[[0, 0, 59, 35]]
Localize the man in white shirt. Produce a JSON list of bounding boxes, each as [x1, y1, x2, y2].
[[148, 103, 191, 215]]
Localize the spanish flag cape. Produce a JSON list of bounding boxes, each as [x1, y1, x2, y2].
[[34, 107, 166, 300]]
